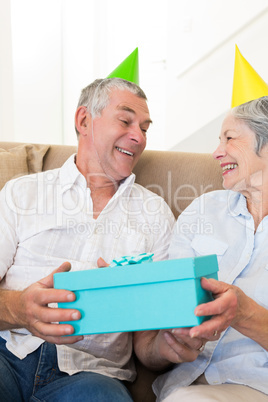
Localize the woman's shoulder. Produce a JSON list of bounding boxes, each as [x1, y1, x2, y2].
[[190, 189, 236, 204], [182, 190, 239, 215]]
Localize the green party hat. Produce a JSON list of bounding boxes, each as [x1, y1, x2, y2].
[[107, 48, 139, 85]]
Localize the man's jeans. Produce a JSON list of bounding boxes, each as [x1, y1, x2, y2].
[[0, 337, 133, 402]]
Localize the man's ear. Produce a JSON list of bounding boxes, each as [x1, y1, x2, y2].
[[75, 106, 91, 136]]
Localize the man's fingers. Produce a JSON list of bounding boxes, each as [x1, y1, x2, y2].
[[163, 332, 198, 363], [34, 321, 75, 336], [31, 288, 76, 305], [39, 262, 72, 288], [53, 335, 84, 345], [34, 305, 81, 323], [97, 257, 109, 268], [31, 324, 84, 344]]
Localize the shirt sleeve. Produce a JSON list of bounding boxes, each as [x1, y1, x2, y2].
[[0, 183, 19, 279], [150, 199, 175, 262], [168, 196, 204, 260]]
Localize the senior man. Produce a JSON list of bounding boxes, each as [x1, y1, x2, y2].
[[0, 51, 175, 401]]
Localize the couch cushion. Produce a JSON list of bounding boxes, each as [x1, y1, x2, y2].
[[0, 144, 49, 189], [23, 144, 50, 173]]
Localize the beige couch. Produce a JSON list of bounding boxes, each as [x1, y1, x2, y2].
[[0, 141, 223, 401]]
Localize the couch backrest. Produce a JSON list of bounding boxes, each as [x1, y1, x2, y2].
[[0, 142, 223, 219], [134, 150, 223, 218]]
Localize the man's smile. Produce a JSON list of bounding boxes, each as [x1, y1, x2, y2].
[[115, 146, 134, 157]]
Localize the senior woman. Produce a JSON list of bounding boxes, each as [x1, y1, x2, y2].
[[134, 96, 268, 401]]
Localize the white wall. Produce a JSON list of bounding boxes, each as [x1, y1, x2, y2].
[[2, 0, 268, 151], [0, 0, 14, 141], [10, 0, 63, 144], [61, 0, 168, 147], [61, 0, 96, 145], [6, 0, 168, 147], [171, 112, 225, 154], [166, 0, 268, 151]]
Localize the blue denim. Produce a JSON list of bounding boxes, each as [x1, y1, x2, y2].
[[0, 337, 133, 402]]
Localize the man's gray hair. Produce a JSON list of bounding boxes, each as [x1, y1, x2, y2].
[[231, 96, 268, 155], [75, 78, 147, 137]]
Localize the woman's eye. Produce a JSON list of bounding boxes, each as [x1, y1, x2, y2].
[[226, 137, 232, 141]]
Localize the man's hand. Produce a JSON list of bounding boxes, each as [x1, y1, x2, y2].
[[153, 329, 206, 364], [134, 329, 206, 371], [4, 262, 83, 344], [97, 257, 109, 267]]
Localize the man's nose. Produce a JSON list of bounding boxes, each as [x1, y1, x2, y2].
[[129, 125, 146, 144]]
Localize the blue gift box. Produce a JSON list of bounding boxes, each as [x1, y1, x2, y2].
[[53, 255, 218, 335]]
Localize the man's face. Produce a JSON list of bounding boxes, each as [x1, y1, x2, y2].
[[90, 89, 151, 181]]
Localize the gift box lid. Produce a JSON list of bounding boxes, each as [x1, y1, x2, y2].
[[54, 254, 218, 291]]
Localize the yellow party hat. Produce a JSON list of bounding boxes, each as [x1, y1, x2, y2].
[[231, 45, 268, 108], [106, 48, 139, 85]]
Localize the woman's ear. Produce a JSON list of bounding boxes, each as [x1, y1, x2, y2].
[[75, 106, 91, 136]]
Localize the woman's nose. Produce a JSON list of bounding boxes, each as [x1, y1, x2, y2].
[[212, 142, 226, 160]]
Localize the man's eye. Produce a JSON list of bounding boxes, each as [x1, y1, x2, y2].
[[120, 120, 128, 125], [226, 137, 232, 141]]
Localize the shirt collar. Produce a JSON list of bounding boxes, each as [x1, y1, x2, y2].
[[227, 190, 251, 218], [59, 154, 87, 190], [113, 173, 136, 199], [59, 154, 136, 197]]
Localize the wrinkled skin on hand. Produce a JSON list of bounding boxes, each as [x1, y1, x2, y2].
[[5, 262, 83, 344]]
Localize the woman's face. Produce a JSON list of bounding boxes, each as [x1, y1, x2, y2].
[[213, 113, 268, 193]]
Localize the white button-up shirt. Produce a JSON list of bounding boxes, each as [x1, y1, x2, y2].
[[0, 155, 175, 381], [153, 190, 268, 399]]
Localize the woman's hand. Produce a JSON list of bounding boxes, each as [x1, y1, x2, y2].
[[185, 277, 241, 340], [172, 277, 268, 351]]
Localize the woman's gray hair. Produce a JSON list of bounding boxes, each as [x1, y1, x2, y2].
[[231, 96, 268, 155], [75, 78, 147, 137]]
